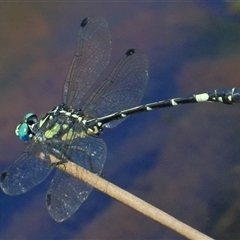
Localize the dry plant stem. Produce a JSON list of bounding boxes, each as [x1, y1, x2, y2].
[[39, 154, 212, 240], [50, 155, 213, 240], [56, 160, 213, 240]]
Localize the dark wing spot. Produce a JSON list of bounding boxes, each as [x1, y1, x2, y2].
[[81, 17, 89, 28], [46, 194, 51, 206], [125, 49, 136, 56], [0, 172, 7, 182]]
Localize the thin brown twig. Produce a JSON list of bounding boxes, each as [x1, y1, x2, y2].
[[43, 153, 214, 240]]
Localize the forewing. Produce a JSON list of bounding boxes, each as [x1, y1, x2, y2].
[[46, 135, 107, 222], [83, 49, 149, 128], [63, 17, 111, 108], [0, 143, 53, 195]]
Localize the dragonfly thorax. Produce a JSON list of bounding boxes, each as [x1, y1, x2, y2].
[[15, 104, 96, 144]]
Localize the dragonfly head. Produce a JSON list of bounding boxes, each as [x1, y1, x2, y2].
[[15, 113, 38, 142]]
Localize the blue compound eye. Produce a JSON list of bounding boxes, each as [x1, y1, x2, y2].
[[15, 113, 38, 142], [24, 113, 38, 125], [24, 113, 34, 120], [16, 123, 31, 142]]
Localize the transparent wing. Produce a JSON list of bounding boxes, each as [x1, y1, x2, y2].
[[82, 49, 149, 128], [46, 134, 107, 222], [0, 143, 53, 195], [63, 17, 111, 108]]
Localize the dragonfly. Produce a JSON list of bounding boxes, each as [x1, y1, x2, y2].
[[1, 16, 240, 222]]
